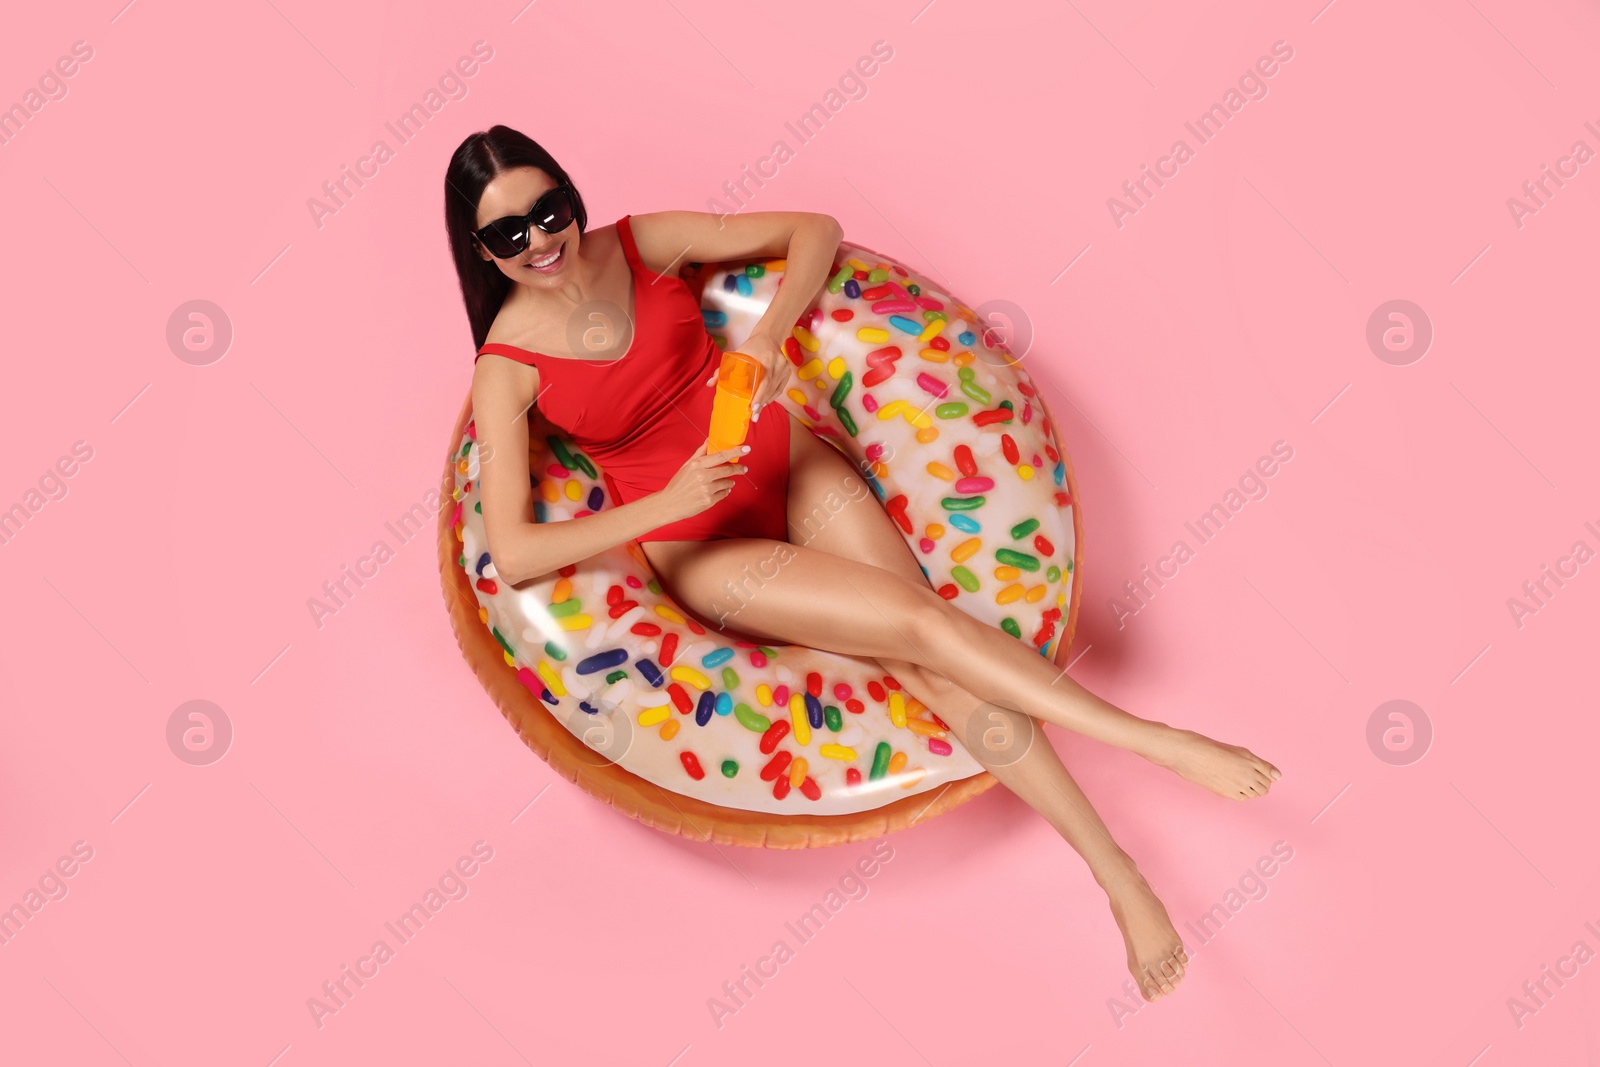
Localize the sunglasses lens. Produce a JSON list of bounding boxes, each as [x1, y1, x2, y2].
[[480, 221, 525, 258], [532, 188, 575, 235]]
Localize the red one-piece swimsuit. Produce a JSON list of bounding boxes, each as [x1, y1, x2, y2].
[[474, 214, 793, 543]]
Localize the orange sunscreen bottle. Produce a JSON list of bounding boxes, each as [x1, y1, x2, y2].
[[708, 350, 764, 454]]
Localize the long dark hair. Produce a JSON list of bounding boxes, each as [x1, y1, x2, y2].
[[444, 125, 590, 351]]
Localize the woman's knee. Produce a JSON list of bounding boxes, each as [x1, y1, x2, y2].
[[895, 585, 971, 658], [887, 658, 962, 700]]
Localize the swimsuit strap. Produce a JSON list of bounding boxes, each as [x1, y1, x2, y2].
[[475, 342, 540, 365], [616, 214, 644, 270]]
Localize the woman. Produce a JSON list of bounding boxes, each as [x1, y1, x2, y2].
[[445, 125, 1281, 1002]]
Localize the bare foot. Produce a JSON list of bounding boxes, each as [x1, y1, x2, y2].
[[1147, 726, 1280, 800], [1101, 865, 1188, 1001]]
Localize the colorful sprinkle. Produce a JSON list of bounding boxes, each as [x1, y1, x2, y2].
[[869, 742, 892, 781], [576, 649, 628, 674], [735, 704, 771, 733]]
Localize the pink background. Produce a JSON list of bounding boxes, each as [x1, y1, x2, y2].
[[2, 0, 1596, 1063]]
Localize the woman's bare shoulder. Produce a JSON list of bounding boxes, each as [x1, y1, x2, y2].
[[481, 285, 535, 348], [472, 306, 541, 392]]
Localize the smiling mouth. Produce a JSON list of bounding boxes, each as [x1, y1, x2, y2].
[[524, 245, 565, 272]]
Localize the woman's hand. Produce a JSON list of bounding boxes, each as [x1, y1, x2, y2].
[[743, 331, 790, 421], [653, 438, 750, 524], [704, 331, 791, 422]]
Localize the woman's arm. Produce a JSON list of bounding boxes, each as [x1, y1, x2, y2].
[[471, 361, 676, 586], [631, 210, 845, 411]]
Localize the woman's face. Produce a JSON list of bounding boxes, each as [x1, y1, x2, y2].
[[473, 166, 579, 286]]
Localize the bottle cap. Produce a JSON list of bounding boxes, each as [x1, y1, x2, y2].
[[717, 350, 762, 398]]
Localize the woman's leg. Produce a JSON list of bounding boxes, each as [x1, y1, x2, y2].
[[646, 437, 1279, 799], [780, 427, 1188, 998], [890, 674, 1188, 1000], [646, 530, 1275, 801]]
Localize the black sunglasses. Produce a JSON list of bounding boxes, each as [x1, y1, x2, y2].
[[474, 183, 578, 259]]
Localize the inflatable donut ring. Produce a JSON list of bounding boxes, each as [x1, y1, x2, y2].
[[439, 238, 1084, 848]]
